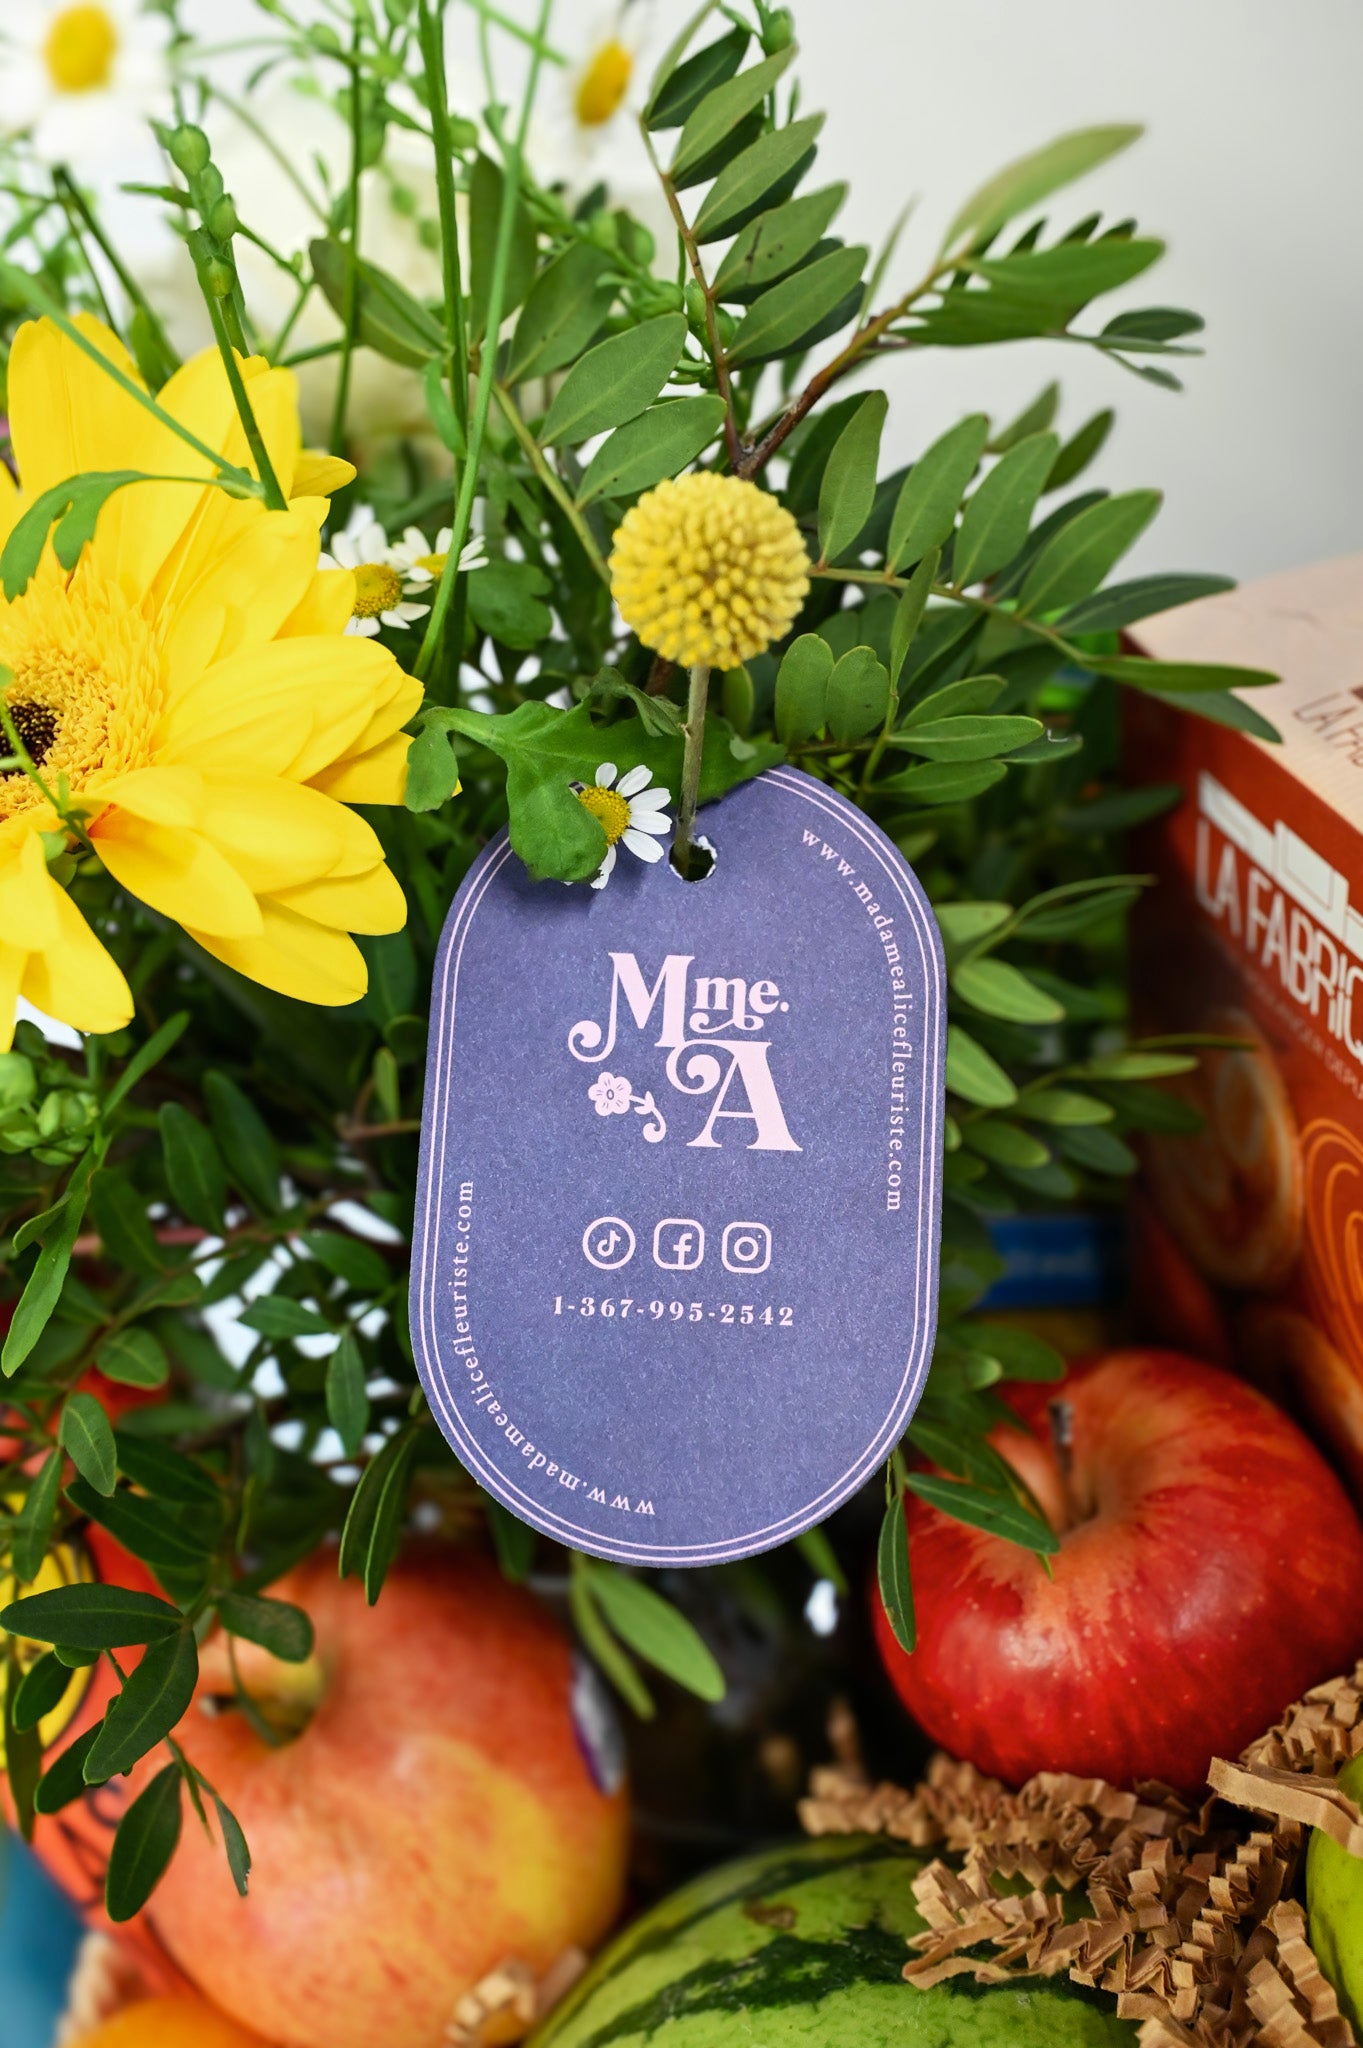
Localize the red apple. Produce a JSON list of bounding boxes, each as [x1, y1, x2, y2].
[[139, 1544, 630, 2048], [874, 1348, 1363, 1795]]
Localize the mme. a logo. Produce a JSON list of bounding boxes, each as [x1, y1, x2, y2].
[[568, 953, 801, 1152]]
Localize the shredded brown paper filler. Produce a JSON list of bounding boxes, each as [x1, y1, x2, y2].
[[800, 1666, 1363, 2048]]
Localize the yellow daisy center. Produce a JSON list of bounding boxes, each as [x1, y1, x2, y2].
[[578, 784, 631, 844], [609, 473, 811, 671], [415, 551, 448, 579], [575, 38, 633, 127], [352, 563, 403, 619], [43, 3, 119, 94], [0, 571, 161, 820]]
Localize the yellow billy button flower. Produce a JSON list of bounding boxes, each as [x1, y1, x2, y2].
[[0, 312, 423, 1045], [609, 473, 811, 671]]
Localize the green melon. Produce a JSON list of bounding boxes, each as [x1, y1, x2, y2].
[[532, 1835, 1136, 2048]]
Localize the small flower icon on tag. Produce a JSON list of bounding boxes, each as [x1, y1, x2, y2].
[[588, 1072, 634, 1117]]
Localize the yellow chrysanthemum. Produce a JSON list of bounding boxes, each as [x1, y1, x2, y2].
[[0, 313, 423, 1046], [609, 473, 810, 670]]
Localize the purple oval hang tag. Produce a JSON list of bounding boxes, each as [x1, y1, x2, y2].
[[411, 767, 946, 1565]]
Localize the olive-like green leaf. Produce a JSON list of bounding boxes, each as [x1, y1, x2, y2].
[[989, 382, 1059, 453], [467, 154, 537, 341], [970, 237, 1163, 313], [11, 1450, 63, 1585], [158, 1103, 227, 1234], [0, 1582, 182, 1650], [1018, 489, 1161, 615], [113, 1433, 221, 1506], [577, 396, 727, 504], [1048, 408, 1114, 490], [817, 391, 887, 565], [727, 244, 867, 367], [587, 1566, 726, 1702], [507, 243, 615, 384], [217, 1592, 315, 1664], [905, 1472, 1059, 1554], [953, 957, 1064, 1023], [34, 1726, 102, 1814], [942, 124, 1144, 250], [964, 1119, 1051, 1170], [825, 647, 890, 744], [97, 1327, 170, 1389], [12, 1650, 75, 1733], [669, 47, 796, 181], [213, 1793, 252, 1898], [338, 1425, 419, 1606], [85, 1627, 198, 1782], [963, 1322, 1065, 1383], [953, 433, 1061, 587], [485, 1498, 537, 1582], [945, 1025, 1017, 1108], [887, 416, 989, 573], [4, 1159, 92, 1377], [325, 1329, 370, 1461], [67, 1479, 212, 1575], [1023, 1087, 1114, 1126], [713, 183, 847, 300], [892, 714, 1042, 762], [1059, 572, 1234, 635], [1055, 1125, 1139, 1175], [309, 239, 443, 367], [87, 1167, 164, 1277], [875, 759, 1006, 807], [692, 113, 823, 243], [105, 1763, 183, 1922], [876, 1496, 915, 1653], [1089, 654, 1278, 695], [541, 315, 687, 446], [887, 550, 940, 688], [60, 1392, 117, 1497], [900, 674, 1005, 728], [645, 23, 749, 129], [203, 1072, 281, 1216], [774, 634, 833, 745]]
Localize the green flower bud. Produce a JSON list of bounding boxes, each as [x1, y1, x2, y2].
[[205, 258, 236, 299], [168, 124, 211, 177], [761, 8, 795, 52], [206, 194, 239, 241]]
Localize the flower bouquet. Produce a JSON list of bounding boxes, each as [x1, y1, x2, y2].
[[3, 5, 1360, 2048]]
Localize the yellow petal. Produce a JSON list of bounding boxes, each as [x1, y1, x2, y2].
[[292, 451, 355, 498], [309, 729, 414, 806], [279, 565, 356, 639], [0, 461, 20, 553], [93, 812, 264, 939], [159, 637, 394, 782], [8, 315, 204, 604], [197, 774, 351, 893], [327, 671, 424, 763], [270, 861, 407, 935], [0, 832, 60, 952], [160, 504, 325, 690], [90, 766, 205, 830], [0, 944, 24, 1052], [191, 900, 368, 1006], [22, 883, 133, 1038]]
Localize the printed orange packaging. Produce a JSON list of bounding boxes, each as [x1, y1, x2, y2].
[[1126, 555, 1363, 1495]]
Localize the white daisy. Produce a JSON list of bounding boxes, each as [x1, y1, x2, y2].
[[0, 0, 171, 168], [319, 506, 431, 639], [527, 4, 674, 255], [576, 761, 672, 891], [390, 524, 489, 593]]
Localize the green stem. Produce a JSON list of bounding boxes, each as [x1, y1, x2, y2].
[[198, 269, 289, 511], [0, 265, 258, 491], [815, 565, 1083, 665], [413, 0, 556, 686], [644, 130, 741, 468], [329, 25, 365, 460], [53, 167, 179, 375], [494, 385, 609, 583], [673, 662, 711, 877], [418, 0, 470, 437]]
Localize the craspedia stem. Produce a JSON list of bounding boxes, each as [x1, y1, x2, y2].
[[673, 662, 711, 879]]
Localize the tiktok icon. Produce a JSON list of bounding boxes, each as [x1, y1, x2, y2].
[[581, 1217, 636, 1270]]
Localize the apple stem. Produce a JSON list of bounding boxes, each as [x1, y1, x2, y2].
[[1047, 1397, 1079, 1532]]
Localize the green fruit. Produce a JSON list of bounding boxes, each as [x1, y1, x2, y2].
[[1307, 1752, 1363, 2032], [531, 1836, 1136, 2048]]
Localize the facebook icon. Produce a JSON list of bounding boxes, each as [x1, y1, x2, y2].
[[653, 1219, 705, 1271]]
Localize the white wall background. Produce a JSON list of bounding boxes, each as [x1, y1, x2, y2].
[[195, 0, 1363, 585]]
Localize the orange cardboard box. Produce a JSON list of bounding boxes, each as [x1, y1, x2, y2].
[[1126, 556, 1363, 1495]]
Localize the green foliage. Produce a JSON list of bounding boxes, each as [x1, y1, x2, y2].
[[0, 0, 1273, 1922]]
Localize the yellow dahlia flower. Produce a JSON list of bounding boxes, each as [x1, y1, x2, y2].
[[0, 313, 422, 1045], [609, 472, 810, 670]]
